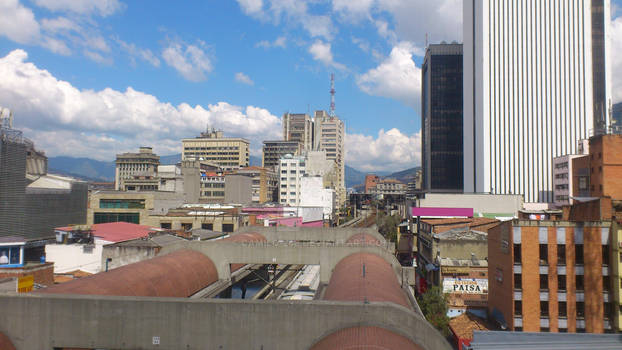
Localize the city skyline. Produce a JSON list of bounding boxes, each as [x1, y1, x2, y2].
[[0, 0, 622, 173]]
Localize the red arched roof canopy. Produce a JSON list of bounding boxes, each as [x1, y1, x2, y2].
[[346, 233, 381, 245], [323, 252, 410, 309], [0, 333, 16, 350], [37, 249, 218, 297], [309, 326, 423, 350]]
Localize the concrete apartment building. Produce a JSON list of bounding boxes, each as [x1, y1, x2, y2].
[[422, 43, 464, 192], [370, 179, 407, 196], [279, 154, 306, 206], [283, 113, 313, 151], [262, 140, 302, 170], [313, 110, 345, 206], [114, 147, 159, 191], [236, 166, 278, 203], [182, 129, 250, 170], [488, 218, 613, 333], [552, 140, 590, 207]]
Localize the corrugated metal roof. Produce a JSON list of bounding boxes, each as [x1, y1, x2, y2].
[[323, 252, 410, 309], [468, 331, 622, 350], [309, 326, 423, 350], [38, 249, 218, 297]]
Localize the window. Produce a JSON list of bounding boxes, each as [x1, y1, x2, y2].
[[540, 301, 549, 316], [540, 274, 548, 290], [576, 275, 584, 291], [514, 300, 522, 316], [557, 244, 566, 265], [603, 275, 610, 292], [0, 246, 21, 266], [558, 275, 566, 291], [181, 223, 193, 231], [604, 302, 612, 320], [222, 224, 234, 233], [94, 212, 140, 224], [160, 223, 171, 229], [202, 223, 213, 230], [514, 274, 522, 290], [539, 244, 548, 265], [514, 244, 521, 264], [575, 244, 584, 264], [99, 199, 145, 209], [559, 301, 567, 317], [576, 302, 585, 318]]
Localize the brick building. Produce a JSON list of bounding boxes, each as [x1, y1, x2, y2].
[[488, 219, 613, 333], [364, 174, 380, 194], [589, 134, 622, 199]]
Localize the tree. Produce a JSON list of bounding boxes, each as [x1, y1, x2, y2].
[[376, 211, 400, 243], [417, 286, 450, 336]]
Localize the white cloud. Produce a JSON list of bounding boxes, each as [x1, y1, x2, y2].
[[32, 0, 125, 17], [115, 38, 161, 67], [162, 41, 213, 82], [351, 36, 370, 53], [40, 17, 80, 33], [237, 0, 335, 40], [256, 36, 286, 49], [235, 72, 254, 85], [611, 16, 622, 103], [332, 0, 374, 22], [308, 40, 346, 70], [356, 42, 421, 109], [0, 0, 42, 44], [0, 49, 281, 160], [346, 129, 421, 172]]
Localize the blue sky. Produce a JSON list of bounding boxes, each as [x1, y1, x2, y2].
[[0, 0, 621, 171]]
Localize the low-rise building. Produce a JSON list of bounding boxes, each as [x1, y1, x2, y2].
[[101, 232, 186, 271], [148, 204, 249, 233], [488, 218, 613, 333], [370, 178, 407, 196], [115, 147, 160, 191], [87, 191, 184, 225], [235, 167, 278, 203]]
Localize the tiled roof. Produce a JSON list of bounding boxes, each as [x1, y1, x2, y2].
[[449, 313, 495, 340]]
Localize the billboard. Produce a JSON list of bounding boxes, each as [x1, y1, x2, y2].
[[442, 278, 488, 294]]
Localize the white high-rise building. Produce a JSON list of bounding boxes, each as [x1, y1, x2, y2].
[[464, 0, 612, 203], [313, 110, 345, 206]]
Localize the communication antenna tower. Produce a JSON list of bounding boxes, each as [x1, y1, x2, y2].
[[329, 73, 336, 117]]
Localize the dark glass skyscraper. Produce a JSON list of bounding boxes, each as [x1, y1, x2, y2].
[[421, 43, 463, 192]]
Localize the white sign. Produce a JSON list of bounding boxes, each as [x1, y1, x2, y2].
[[443, 278, 488, 294], [152, 336, 160, 345]]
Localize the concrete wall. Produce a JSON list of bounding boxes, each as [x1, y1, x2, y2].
[[45, 242, 105, 274], [438, 240, 487, 261], [101, 244, 159, 271], [418, 193, 523, 216], [0, 294, 451, 350], [239, 226, 387, 246], [225, 174, 253, 205]]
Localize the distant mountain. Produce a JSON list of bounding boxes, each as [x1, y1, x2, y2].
[[48, 156, 114, 181], [159, 153, 181, 164], [345, 165, 366, 188], [345, 165, 421, 189], [250, 155, 262, 167], [384, 167, 421, 184]]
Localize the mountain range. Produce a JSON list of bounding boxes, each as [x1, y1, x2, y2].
[[48, 155, 419, 188]]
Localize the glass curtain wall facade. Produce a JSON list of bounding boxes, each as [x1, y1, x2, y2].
[[422, 44, 464, 192]]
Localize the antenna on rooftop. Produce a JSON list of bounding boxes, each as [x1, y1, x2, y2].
[[329, 73, 336, 117]]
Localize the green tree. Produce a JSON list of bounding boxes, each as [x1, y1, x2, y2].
[[376, 211, 400, 243], [417, 286, 450, 336]]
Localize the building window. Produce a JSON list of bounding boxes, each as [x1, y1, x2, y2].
[[602, 245, 609, 266], [540, 301, 549, 317], [559, 301, 567, 317], [557, 244, 566, 265], [539, 244, 548, 265], [514, 274, 522, 290], [604, 302, 612, 320], [94, 212, 140, 224], [0, 246, 21, 266], [514, 300, 522, 316], [576, 302, 585, 318], [540, 327, 549, 332], [514, 244, 521, 264], [100, 199, 145, 209], [576, 275, 584, 291], [160, 223, 171, 229], [181, 223, 192, 231], [540, 274, 548, 290], [202, 223, 213, 230], [575, 244, 584, 264], [558, 275, 566, 291], [222, 224, 234, 233], [603, 275, 610, 292]]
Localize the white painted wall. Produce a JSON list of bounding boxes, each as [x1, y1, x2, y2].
[[45, 239, 111, 274], [300, 176, 334, 219]]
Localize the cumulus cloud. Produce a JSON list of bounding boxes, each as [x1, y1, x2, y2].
[[308, 40, 346, 70], [235, 72, 254, 85], [162, 41, 213, 82], [0, 0, 42, 44], [611, 16, 622, 103], [32, 0, 125, 17], [332, 0, 374, 22], [0, 49, 281, 160], [357, 42, 421, 109], [256, 36, 286, 49], [346, 128, 421, 172]]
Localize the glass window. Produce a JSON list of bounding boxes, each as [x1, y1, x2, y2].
[[558, 275, 566, 291], [540, 301, 549, 316], [576, 302, 585, 318], [514, 300, 522, 316], [514, 244, 521, 264], [576, 275, 584, 291], [557, 244, 566, 265], [559, 301, 567, 317], [0, 246, 21, 265], [514, 274, 522, 289], [540, 274, 548, 290], [603, 275, 610, 292], [575, 245, 584, 264], [539, 244, 548, 265], [602, 245, 609, 266]]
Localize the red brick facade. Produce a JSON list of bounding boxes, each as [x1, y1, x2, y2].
[[589, 134, 622, 200], [0, 262, 54, 287]]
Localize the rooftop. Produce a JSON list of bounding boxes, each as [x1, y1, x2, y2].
[[434, 228, 488, 241], [449, 313, 495, 342], [469, 331, 622, 349], [55, 222, 161, 243], [0, 236, 26, 245]]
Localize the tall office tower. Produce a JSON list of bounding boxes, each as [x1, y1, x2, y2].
[[283, 113, 314, 151], [313, 110, 345, 205], [0, 116, 26, 238], [114, 147, 160, 190], [464, 0, 612, 203], [262, 140, 303, 170], [421, 43, 464, 192], [182, 129, 250, 170]]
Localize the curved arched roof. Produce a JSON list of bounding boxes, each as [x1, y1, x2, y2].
[[309, 326, 423, 350], [0, 332, 16, 350], [38, 249, 218, 297], [323, 252, 410, 309], [346, 233, 381, 245]]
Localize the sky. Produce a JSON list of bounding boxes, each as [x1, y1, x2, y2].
[[0, 0, 621, 172]]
